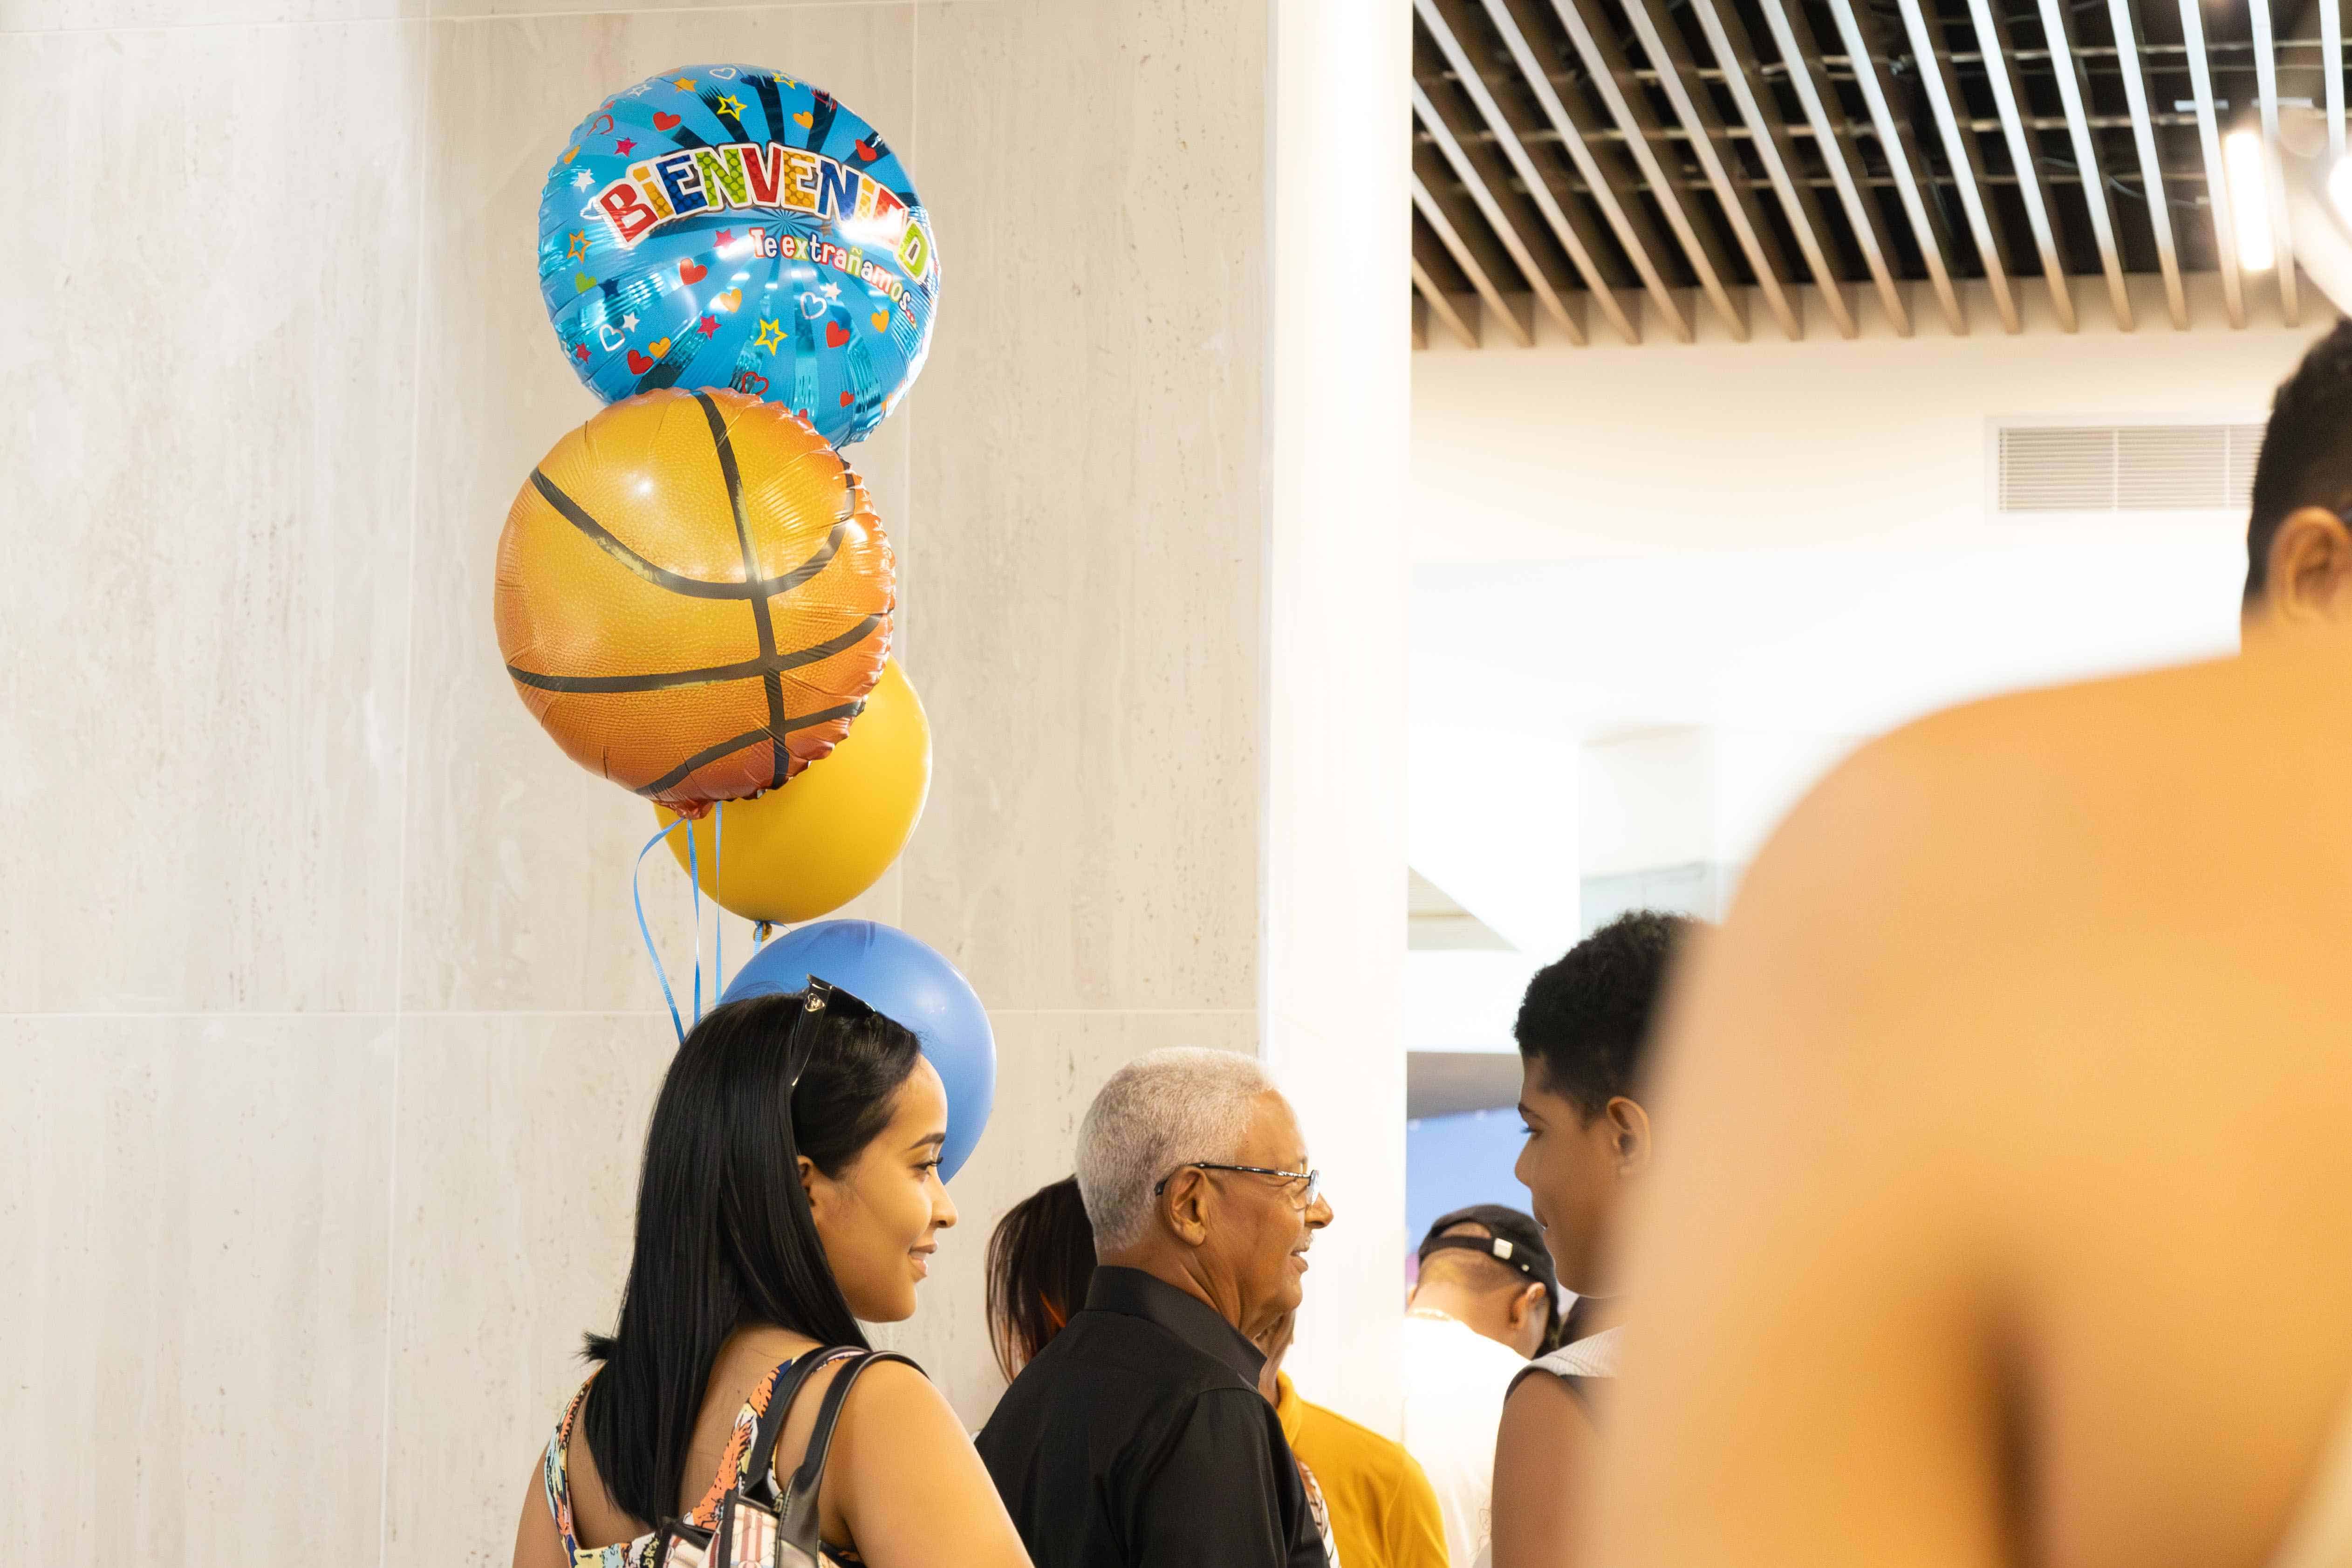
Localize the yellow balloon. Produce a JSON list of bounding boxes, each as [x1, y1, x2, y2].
[[657, 660, 931, 923]]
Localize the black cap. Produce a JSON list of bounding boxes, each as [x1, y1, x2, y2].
[[1415, 1204, 1559, 1300]]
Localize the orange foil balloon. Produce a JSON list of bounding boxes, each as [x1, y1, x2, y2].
[[494, 389, 894, 815]]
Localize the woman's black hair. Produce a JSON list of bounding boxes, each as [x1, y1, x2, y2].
[[580, 989, 924, 1527], [985, 1175, 1097, 1381]]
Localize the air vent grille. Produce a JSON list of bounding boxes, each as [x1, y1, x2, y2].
[[1997, 423, 2264, 513]]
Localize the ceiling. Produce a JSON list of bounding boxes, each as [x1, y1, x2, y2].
[[1408, 0, 2346, 345]]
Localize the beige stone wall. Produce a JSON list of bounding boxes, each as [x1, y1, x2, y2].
[[0, 1, 1288, 1559]]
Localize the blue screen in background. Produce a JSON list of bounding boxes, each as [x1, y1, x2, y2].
[[1405, 1106, 1532, 1259]]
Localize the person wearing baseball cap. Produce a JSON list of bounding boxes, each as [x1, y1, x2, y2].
[[1400, 1204, 1560, 1568]]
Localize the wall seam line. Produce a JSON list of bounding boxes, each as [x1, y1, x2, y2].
[[379, 11, 435, 1563]]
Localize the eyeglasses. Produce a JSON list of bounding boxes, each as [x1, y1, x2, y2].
[[1153, 1162, 1321, 1210], [783, 976, 877, 1095]]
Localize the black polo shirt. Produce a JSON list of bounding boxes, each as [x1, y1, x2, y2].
[[976, 1266, 1324, 1568]]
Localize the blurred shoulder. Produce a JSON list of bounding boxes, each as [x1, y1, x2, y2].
[[1743, 654, 2260, 927]]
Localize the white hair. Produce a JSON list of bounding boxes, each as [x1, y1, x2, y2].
[[1076, 1048, 1275, 1253]]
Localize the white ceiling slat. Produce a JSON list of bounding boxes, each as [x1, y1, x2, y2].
[[1405, 0, 2277, 351], [2107, 0, 2189, 329], [2180, 0, 2249, 329]]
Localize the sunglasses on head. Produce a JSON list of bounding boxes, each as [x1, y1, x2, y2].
[[783, 976, 879, 1096]]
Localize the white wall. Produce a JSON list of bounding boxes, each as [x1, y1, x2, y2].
[[1406, 275, 2332, 1052], [0, 1, 1407, 1559], [1258, 0, 1411, 1431], [1414, 275, 2322, 559]]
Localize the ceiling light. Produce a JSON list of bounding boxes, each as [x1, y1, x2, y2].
[[2277, 107, 2352, 315], [2225, 129, 2277, 271]]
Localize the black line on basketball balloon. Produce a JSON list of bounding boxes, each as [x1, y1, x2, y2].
[[694, 390, 790, 790], [529, 469, 843, 600], [636, 727, 770, 799], [769, 523, 845, 593], [505, 614, 882, 695], [635, 702, 865, 799], [505, 653, 775, 695]]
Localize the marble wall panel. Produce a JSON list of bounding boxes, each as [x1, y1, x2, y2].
[[431, 0, 908, 19], [0, 22, 424, 1012], [381, 1010, 675, 1568], [398, 8, 915, 1013], [0, 1015, 396, 1563], [899, 0, 1268, 1013], [0, 1, 418, 32]]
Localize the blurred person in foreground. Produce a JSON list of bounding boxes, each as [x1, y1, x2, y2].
[[985, 1170, 1448, 1568], [1491, 911, 1693, 1568], [1400, 1205, 1559, 1567], [978, 1049, 1334, 1567], [1593, 323, 2352, 1568]]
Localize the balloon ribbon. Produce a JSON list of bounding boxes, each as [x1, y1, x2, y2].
[[635, 817, 692, 1043]]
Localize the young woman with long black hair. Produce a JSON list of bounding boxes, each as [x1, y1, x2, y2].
[[510, 985, 1032, 1568]]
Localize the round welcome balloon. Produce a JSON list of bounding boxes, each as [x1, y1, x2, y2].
[[537, 65, 939, 448]]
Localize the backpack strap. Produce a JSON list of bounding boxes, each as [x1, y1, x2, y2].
[[741, 1346, 864, 1509], [773, 1351, 923, 1554]]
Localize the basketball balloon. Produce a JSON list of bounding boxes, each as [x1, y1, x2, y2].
[[494, 387, 893, 815], [537, 64, 939, 448], [656, 658, 931, 924]]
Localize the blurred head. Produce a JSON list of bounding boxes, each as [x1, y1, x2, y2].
[[581, 988, 955, 1525], [985, 1174, 1098, 1381], [1077, 1047, 1335, 1341], [2245, 322, 2352, 622], [1513, 911, 1694, 1296], [1408, 1205, 1558, 1358]]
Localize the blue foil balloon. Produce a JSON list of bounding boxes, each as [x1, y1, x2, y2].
[[537, 65, 939, 447], [723, 920, 996, 1182]]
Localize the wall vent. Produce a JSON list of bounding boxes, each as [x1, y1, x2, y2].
[[1996, 422, 2264, 513]]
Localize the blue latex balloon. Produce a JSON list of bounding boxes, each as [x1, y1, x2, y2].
[[723, 921, 995, 1181], [537, 65, 939, 447]]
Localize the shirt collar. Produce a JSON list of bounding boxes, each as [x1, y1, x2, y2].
[[1084, 1266, 1266, 1387]]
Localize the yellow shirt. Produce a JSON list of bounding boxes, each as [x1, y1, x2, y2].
[[1276, 1373, 1451, 1568]]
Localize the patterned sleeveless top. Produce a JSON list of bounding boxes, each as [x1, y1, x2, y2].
[[542, 1357, 866, 1568]]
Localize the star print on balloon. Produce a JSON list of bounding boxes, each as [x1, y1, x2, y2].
[[534, 62, 940, 448]]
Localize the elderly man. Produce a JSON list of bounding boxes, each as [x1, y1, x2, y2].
[[978, 1047, 1336, 1568]]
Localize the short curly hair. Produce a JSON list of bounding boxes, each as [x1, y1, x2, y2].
[[2246, 321, 2352, 604], [1513, 910, 1694, 1119]]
